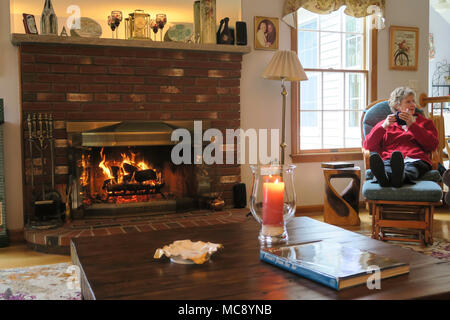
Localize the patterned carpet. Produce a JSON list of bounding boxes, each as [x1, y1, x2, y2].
[[0, 263, 81, 300]]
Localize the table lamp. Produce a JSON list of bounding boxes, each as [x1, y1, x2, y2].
[[262, 50, 308, 164]]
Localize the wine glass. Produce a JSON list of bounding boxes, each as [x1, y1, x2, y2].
[[150, 20, 158, 41], [111, 11, 123, 39], [108, 16, 116, 39], [155, 14, 167, 41]]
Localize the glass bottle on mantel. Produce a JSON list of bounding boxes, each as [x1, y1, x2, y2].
[[41, 0, 58, 35]]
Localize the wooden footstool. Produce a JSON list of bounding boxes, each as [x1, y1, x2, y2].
[[321, 162, 361, 226]]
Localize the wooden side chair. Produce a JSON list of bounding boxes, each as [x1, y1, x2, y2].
[[360, 99, 443, 245], [419, 94, 450, 169]]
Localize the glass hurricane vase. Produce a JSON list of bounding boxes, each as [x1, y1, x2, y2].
[[249, 165, 296, 245]]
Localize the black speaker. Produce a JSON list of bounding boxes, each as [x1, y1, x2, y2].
[[236, 21, 247, 46], [233, 183, 247, 208]]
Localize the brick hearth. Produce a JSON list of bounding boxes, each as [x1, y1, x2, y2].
[[18, 42, 245, 218], [25, 209, 249, 255]]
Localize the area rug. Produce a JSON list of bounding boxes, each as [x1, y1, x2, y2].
[[0, 263, 81, 300], [356, 230, 450, 262]]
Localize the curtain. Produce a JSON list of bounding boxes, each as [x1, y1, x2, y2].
[[282, 0, 385, 28]]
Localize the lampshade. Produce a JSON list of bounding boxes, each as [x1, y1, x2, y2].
[[262, 50, 308, 82]]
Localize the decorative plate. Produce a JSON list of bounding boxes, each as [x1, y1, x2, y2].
[[164, 23, 194, 42], [70, 17, 102, 38]]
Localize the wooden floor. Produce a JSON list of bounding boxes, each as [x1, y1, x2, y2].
[[1, 207, 449, 270]]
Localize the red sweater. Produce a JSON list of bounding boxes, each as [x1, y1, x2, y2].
[[363, 113, 438, 166]]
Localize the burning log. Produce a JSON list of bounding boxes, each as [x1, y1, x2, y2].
[[102, 179, 112, 189], [111, 166, 120, 180], [105, 182, 164, 193], [135, 169, 157, 182], [123, 163, 138, 174]]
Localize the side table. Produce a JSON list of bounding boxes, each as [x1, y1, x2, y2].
[[321, 162, 361, 226]]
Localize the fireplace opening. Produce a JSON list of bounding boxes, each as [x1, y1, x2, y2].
[[82, 146, 170, 205], [68, 121, 211, 218]]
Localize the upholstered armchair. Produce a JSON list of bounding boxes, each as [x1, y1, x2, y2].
[[360, 99, 443, 245]]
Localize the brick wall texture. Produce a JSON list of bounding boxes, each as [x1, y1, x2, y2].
[[20, 44, 242, 210]]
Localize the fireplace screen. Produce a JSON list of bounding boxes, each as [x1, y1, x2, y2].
[[67, 121, 212, 217]]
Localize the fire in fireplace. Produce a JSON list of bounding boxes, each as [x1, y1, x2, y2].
[[80, 147, 165, 205]]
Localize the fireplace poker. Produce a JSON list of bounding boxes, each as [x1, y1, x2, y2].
[[47, 114, 55, 190], [38, 113, 46, 201], [26, 114, 35, 190]]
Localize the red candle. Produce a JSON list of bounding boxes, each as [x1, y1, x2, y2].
[[262, 178, 285, 226]]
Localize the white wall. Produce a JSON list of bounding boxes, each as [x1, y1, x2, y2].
[[0, 0, 434, 231], [429, 5, 450, 96], [0, 0, 24, 231], [377, 0, 430, 97]]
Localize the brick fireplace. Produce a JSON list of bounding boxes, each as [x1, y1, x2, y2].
[[16, 37, 247, 224]]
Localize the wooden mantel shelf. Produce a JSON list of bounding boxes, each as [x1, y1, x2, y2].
[[11, 33, 252, 54]]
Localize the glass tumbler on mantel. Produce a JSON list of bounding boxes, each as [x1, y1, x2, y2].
[[249, 165, 297, 245]]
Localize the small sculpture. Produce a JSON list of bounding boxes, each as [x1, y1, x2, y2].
[[60, 26, 68, 37]]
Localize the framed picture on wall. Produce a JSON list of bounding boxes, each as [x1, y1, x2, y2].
[[389, 25, 419, 71], [254, 16, 279, 50]]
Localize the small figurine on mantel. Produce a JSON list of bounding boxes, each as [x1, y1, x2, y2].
[[60, 26, 68, 37], [41, 0, 58, 35]]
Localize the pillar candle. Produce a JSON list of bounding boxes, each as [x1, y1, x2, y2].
[[262, 178, 285, 226]]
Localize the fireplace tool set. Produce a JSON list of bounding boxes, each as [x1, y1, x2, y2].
[[26, 113, 63, 228]]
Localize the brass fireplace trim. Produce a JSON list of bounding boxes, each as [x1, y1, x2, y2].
[[67, 121, 209, 147]]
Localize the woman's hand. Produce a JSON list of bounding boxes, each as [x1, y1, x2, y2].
[[382, 114, 396, 129], [397, 111, 416, 127]]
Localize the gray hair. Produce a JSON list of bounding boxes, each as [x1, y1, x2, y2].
[[388, 87, 416, 112]]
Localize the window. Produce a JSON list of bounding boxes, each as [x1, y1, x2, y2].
[[292, 7, 369, 161]]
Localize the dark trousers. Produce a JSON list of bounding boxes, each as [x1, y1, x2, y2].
[[383, 159, 431, 183]]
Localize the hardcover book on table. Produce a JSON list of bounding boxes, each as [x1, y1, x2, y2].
[[260, 241, 409, 290]]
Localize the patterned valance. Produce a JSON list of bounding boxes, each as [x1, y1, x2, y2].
[[282, 0, 385, 28]]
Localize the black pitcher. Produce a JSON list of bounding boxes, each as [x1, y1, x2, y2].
[[217, 17, 234, 45]]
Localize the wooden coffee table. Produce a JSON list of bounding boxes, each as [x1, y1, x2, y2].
[[70, 216, 450, 300]]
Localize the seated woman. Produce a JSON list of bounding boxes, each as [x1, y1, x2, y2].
[[363, 87, 439, 187]]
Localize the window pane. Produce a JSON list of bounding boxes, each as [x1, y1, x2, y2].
[[320, 32, 341, 69], [345, 73, 365, 150], [319, 9, 341, 32], [300, 72, 320, 112], [323, 72, 344, 111], [345, 111, 363, 148], [298, 8, 319, 29], [345, 14, 363, 33], [300, 111, 322, 150], [345, 34, 363, 68], [298, 30, 318, 68], [346, 73, 365, 128], [323, 111, 344, 149]]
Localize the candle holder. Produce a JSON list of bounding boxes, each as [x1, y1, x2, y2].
[[249, 164, 296, 245]]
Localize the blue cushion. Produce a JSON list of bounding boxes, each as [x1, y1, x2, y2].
[[362, 180, 442, 202], [362, 101, 391, 138], [365, 169, 442, 183]]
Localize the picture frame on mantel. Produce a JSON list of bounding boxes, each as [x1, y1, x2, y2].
[[389, 25, 419, 71], [254, 16, 279, 50], [22, 13, 38, 35]]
